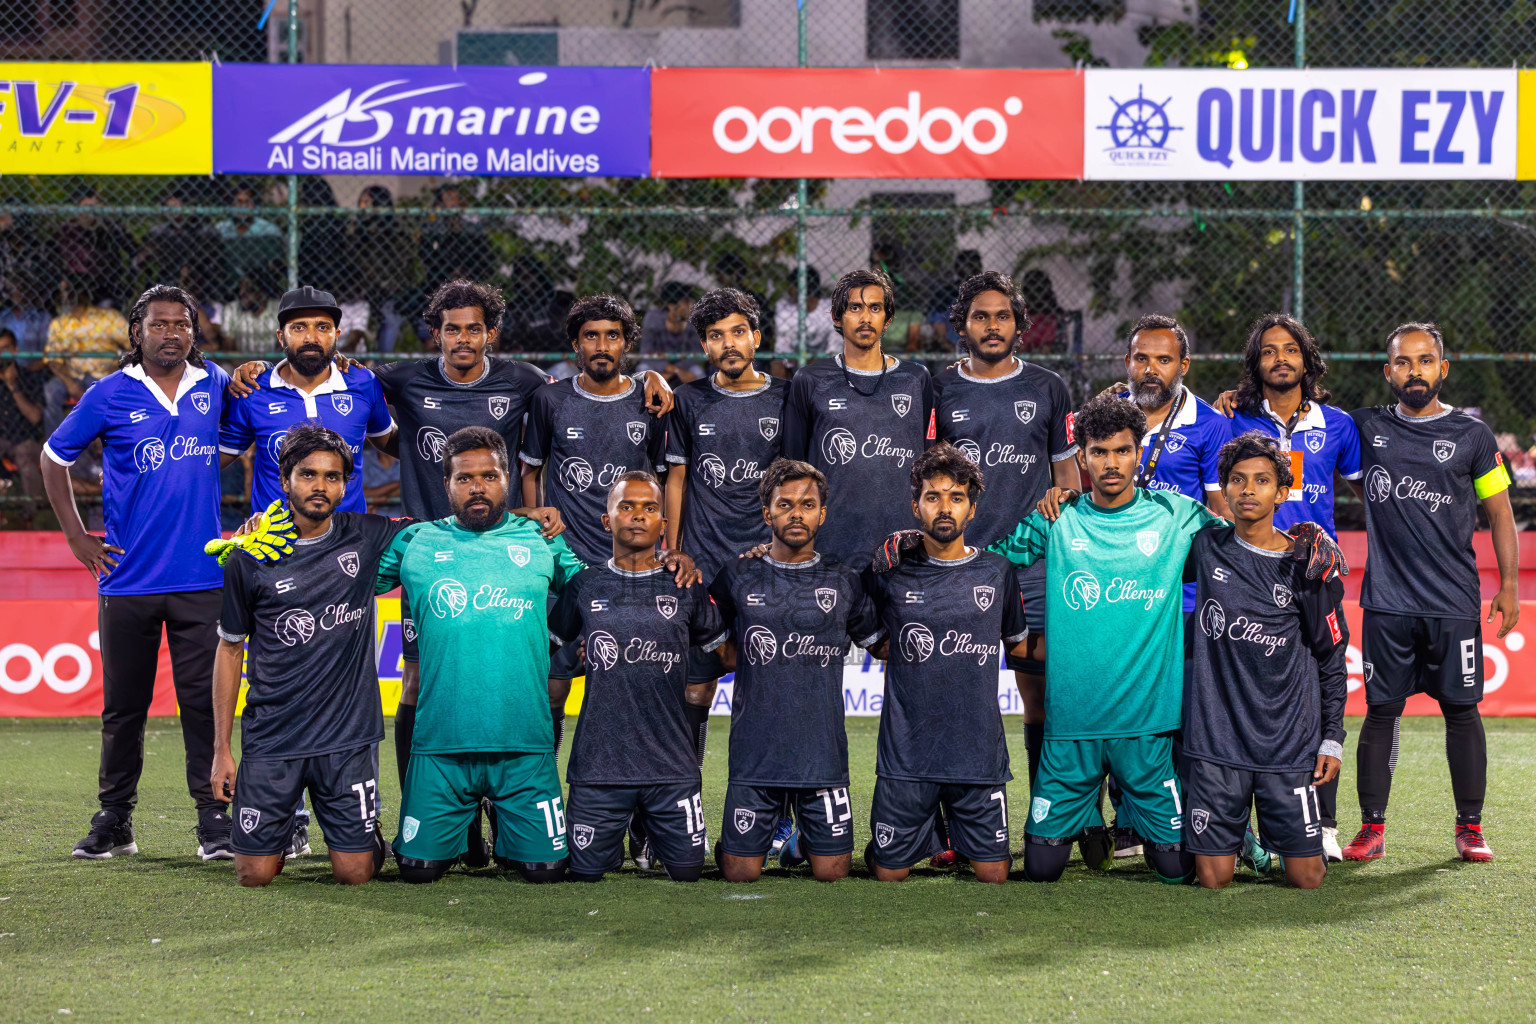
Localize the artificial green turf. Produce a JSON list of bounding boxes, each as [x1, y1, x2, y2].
[[2, 715, 1534, 1022]]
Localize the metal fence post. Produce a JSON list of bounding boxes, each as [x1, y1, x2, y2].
[[795, 0, 809, 366], [285, 0, 300, 291], [1292, 0, 1306, 321]]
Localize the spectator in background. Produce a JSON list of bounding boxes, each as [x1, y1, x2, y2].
[[420, 182, 495, 288], [641, 281, 698, 357], [297, 177, 347, 298], [0, 327, 47, 523], [2, 278, 52, 364], [54, 186, 133, 307], [347, 185, 414, 353], [0, 200, 52, 315], [43, 273, 129, 435], [1018, 268, 1063, 352], [141, 187, 225, 303], [210, 269, 281, 354], [773, 265, 836, 366], [499, 256, 564, 353], [215, 182, 283, 300], [362, 447, 401, 512], [712, 250, 774, 351]]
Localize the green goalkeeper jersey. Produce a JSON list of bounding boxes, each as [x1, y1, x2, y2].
[[989, 488, 1221, 740], [376, 513, 584, 754]]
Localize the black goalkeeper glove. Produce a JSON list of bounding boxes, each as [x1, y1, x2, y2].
[[871, 530, 924, 574], [1287, 521, 1349, 582]]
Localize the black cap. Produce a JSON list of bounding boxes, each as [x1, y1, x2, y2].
[[276, 285, 342, 328]]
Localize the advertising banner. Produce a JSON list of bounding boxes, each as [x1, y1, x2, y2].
[[650, 68, 1083, 179], [0, 62, 211, 174], [1084, 68, 1517, 181], [212, 64, 650, 177]]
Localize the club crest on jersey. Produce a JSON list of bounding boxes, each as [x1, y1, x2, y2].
[[1191, 809, 1210, 835], [507, 545, 531, 568], [973, 585, 995, 611], [759, 417, 780, 441], [1273, 584, 1293, 608], [1136, 531, 1159, 557], [874, 822, 895, 848], [1014, 400, 1036, 424], [488, 395, 511, 419], [734, 809, 757, 834], [1164, 431, 1187, 453], [898, 622, 935, 663], [572, 824, 594, 849], [744, 625, 777, 665], [403, 618, 417, 643], [1365, 466, 1392, 503], [274, 608, 316, 646], [586, 631, 620, 671], [402, 816, 420, 843], [1433, 439, 1456, 463], [655, 595, 678, 619], [1199, 599, 1227, 638], [891, 393, 911, 418], [331, 393, 353, 416], [1304, 430, 1326, 454], [1363, 661, 1375, 683], [239, 808, 261, 834], [815, 587, 838, 613], [1030, 797, 1051, 824], [190, 391, 211, 415], [627, 421, 647, 445], [337, 551, 360, 577]]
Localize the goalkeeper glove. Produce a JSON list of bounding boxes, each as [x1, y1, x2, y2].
[[204, 499, 299, 566], [1287, 521, 1348, 582], [871, 530, 924, 574]]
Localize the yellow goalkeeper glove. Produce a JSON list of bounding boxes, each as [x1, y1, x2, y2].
[[204, 499, 298, 566]]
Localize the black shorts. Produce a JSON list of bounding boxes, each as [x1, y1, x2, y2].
[[1181, 758, 1323, 860], [565, 782, 706, 877], [1361, 611, 1484, 705], [232, 743, 380, 856], [721, 783, 855, 858], [1003, 562, 1045, 673], [686, 645, 727, 686], [867, 777, 1011, 869]]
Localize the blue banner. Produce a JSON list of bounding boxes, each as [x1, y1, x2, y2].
[[212, 64, 650, 177]]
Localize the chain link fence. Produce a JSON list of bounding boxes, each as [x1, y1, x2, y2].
[[6, 0, 1536, 519]]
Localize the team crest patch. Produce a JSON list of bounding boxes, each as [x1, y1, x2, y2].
[[1191, 809, 1210, 835], [627, 421, 647, 445], [759, 417, 779, 441], [1273, 584, 1293, 608], [1363, 661, 1374, 683], [337, 551, 360, 577], [331, 393, 353, 416], [403, 618, 417, 644], [488, 395, 511, 419], [1137, 530, 1160, 557], [1165, 431, 1187, 453], [1030, 797, 1051, 824], [1304, 430, 1326, 454], [190, 391, 210, 415], [1433, 439, 1456, 463], [891, 393, 911, 418], [239, 807, 261, 834], [573, 824, 594, 850], [401, 816, 420, 843], [973, 585, 995, 611], [655, 595, 678, 619], [507, 544, 531, 568], [734, 809, 757, 834], [815, 587, 838, 613], [1014, 400, 1036, 424], [874, 822, 895, 848]]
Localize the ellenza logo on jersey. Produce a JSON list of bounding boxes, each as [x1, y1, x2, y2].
[[1062, 569, 1166, 611]]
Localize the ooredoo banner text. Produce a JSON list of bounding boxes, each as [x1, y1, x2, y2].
[[650, 68, 1084, 179], [212, 64, 651, 177]]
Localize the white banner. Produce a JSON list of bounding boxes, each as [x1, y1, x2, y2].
[[708, 649, 1024, 717], [1084, 68, 1516, 180]]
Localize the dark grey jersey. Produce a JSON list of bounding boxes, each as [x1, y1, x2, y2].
[[710, 554, 881, 788], [377, 357, 549, 521], [1185, 528, 1348, 773], [783, 356, 933, 568], [520, 377, 669, 567], [1352, 405, 1509, 619], [864, 549, 1027, 786], [932, 359, 1077, 549], [665, 375, 788, 580], [550, 563, 726, 786], [218, 512, 410, 760]]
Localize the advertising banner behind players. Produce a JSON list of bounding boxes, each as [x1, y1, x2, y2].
[[650, 68, 1083, 179], [0, 62, 212, 174], [212, 64, 651, 177], [1084, 69, 1516, 181]]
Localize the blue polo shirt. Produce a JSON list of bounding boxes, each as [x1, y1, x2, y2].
[[219, 360, 394, 514], [1230, 399, 1362, 538], [44, 361, 229, 595]]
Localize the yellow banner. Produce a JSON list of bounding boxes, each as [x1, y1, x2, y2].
[[1520, 71, 1536, 180], [0, 62, 211, 174]]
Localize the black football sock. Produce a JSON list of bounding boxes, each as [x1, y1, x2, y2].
[[1356, 699, 1405, 824], [394, 701, 416, 790], [1315, 774, 1339, 830], [684, 702, 710, 774], [1440, 701, 1487, 825], [1024, 721, 1044, 787], [551, 707, 566, 758]]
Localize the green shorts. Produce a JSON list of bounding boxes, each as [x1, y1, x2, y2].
[[1027, 734, 1183, 846], [396, 751, 568, 863]]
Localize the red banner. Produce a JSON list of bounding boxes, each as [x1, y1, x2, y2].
[[650, 68, 1084, 179]]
